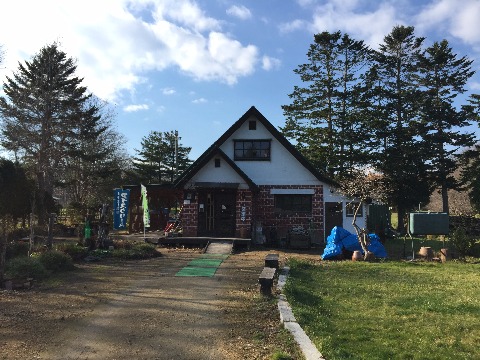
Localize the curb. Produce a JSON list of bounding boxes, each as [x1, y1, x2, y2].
[[277, 267, 325, 360]]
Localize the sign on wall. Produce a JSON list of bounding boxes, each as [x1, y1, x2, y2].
[[113, 189, 130, 230]]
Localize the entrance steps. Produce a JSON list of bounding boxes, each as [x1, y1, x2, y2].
[[205, 241, 234, 255]]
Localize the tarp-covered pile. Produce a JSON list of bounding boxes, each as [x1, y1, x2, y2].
[[321, 226, 387, 260]]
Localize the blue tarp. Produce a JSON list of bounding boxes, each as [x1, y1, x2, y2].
[[321, 226, 387, 260]]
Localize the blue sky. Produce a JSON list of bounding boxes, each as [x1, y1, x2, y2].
[[1, 0, 480, 160]]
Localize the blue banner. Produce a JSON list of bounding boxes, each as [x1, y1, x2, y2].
[[113, 189, 130, 230]]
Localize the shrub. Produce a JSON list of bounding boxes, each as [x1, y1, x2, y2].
[[5, 256, 48, 280], [112, 242, 159, 260], [56, 242, 88, 261], [38, 250, 75, 272], [450, 227, 477, 259], [6, 241, 29, 260], [7, 228, 30, 241], [112, 239, 134, 250]]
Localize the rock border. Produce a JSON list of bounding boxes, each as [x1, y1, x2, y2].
[[277, 266, 325, 360]]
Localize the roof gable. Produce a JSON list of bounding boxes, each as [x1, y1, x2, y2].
[[175, 106, 337, 188]]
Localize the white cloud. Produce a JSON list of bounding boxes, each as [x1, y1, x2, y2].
[[279, 19, 308, 34], [416, 0, 480, 46], [123, 104, 149, 112], [226, 5, 252, 20], [262, 56, 281, 71], [162, 87, 176, 95], [0, 0, 259, 102], [192, 97, 207, 104], [309, 1, 398, 48]]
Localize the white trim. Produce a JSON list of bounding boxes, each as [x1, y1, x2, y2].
[[270, 189, 315, 195]]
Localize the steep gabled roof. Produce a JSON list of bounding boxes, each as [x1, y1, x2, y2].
[[174, 145, 258, 190], [174, 106, 337, 188]]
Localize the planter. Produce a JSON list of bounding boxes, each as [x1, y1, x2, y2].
[[352, 250, 363, 261], [419, 246, 434, 261], [439, 248, 450, 263]]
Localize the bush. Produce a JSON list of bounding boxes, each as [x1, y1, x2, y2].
[[5, 257, 48, 280], [56, 242, 88, 261], [112, 239, 134, 250], [112, 242, 159, 260], [7, 228, 30, 241], [450, 227, 478, 259], [38, 250, 75, 272], [6, 241, 29, 260]]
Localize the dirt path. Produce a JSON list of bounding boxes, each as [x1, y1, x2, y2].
[[1, 248, 317, 359]]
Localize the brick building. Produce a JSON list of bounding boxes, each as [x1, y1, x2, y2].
[[174, 106, 365, 245]]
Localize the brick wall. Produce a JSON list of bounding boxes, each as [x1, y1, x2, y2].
[[181, 199, 198, 237], [253, 185, 324, 243], [235, 189, 253, 238], [178, 185, 325, 242]]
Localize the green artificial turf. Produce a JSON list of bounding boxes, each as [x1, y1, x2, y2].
[[175, 266, 218, 277], [175, 254, 228, 277]]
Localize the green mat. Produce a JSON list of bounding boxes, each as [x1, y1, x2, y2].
[[188, 258, 224, 267], [175, 266, 218, 277], [175, 254, 229, 277]]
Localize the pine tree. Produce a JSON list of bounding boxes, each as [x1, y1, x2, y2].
[[59, 96, 129, 213], [418, 40, 475, 213], [0, 43, 92, 224], [133, 130, 192, 184], [281, 31, 372, 177], [370, 25, 431, 231]]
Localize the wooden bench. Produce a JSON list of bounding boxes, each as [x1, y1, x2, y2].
[[259, 267, 276, 296], [265, 253, 279, 269]]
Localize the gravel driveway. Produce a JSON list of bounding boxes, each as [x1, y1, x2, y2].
[[1, 247, 316, 359]]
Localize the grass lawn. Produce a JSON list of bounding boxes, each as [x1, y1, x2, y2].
[[284, 258, 480, 360]]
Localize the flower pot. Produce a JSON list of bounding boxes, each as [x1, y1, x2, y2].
[[352, 250, 363, 261]]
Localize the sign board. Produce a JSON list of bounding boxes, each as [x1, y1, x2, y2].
[[113, 189, 130, 230], [409, 212, 449, 235]]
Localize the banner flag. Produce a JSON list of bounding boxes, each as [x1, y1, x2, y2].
[[113, 189, 130, 230], [141, 184, 150, 227]]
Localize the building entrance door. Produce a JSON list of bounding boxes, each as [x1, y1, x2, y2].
[[325, 202, 343, 238], [197, 189, 236, 237]]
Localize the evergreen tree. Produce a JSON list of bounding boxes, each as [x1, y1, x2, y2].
[[58, 96, 129, 213], [282, 31, 372, 176], [133, 130, 192, 184], [417, 40, 476, 213], [460, 94, 480, 212], [0, 159, 33, 283], [0, 43, 94, 224], [370, 25, 431, 231]]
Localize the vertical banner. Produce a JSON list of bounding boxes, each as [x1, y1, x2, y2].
[[141, 184, 150, 228], [113, 189, 130, 230]]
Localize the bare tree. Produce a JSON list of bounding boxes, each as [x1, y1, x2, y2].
[[337, 170, 387, 260]]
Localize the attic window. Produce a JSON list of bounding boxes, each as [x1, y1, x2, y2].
[[249, 120, 256, 130], [214, 158, 221, 167], [234, 140, 271, 161]]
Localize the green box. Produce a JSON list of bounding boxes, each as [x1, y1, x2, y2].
[[409, 212, 449, 235]]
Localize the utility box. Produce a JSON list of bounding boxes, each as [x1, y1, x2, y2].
[[409, 212, 449, 235]]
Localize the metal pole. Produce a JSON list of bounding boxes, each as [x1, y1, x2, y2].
[[175, 130, 178, 179]]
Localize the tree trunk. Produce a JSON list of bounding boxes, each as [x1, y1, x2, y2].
[[0, 222, 6, 284], [397, 206, 406, 234], [441, 181, 449, 214]]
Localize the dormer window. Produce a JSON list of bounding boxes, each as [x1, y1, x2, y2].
[[234, 140, 271, 161], [249, 120, 256, 130]]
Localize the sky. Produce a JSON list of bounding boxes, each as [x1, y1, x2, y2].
[[1, 0, 480, 160]]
